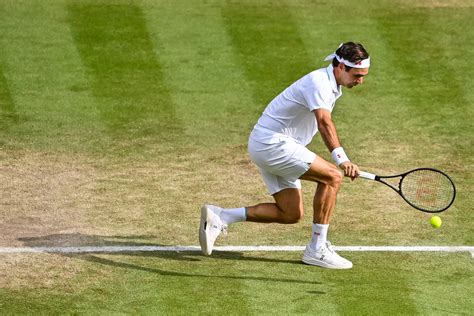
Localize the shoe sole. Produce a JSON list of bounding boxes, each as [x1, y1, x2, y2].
[[302, 255, 353, 270], [199, 206, 213, 255]]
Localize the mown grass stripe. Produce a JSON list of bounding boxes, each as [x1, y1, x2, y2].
[[68, 3, 180, 142], [0, 1, 106, 152], [141, 1, 258, 147], [221, 1, 313, 108], [0, 5, 18, 129], [0, 63, 18, 126], [375, 7, 472, 150]]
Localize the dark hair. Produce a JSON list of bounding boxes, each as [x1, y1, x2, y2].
[[332, 42, 369, 71]]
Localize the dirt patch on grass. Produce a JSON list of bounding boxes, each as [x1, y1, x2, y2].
[[0, 145, 266, 247], [0, 150, 97, 246], [0, 143, 457, 249], [0, 145, 266, 290]]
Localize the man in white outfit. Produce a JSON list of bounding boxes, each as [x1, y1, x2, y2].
[[199, 42, 370, 269]]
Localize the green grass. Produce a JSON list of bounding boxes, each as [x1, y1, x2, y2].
[[1, 252, 473, 314], [0, 0, 473, 314]]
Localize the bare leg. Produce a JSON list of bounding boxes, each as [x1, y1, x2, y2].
[[300, 156, 342, 224], [246, 188, 304, 224], [245, 156, 341, 225], [312, 183, 339, 224]]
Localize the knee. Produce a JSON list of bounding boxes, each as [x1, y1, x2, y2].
[[328, 167, 343, 188], [280, 207, 304, 224]]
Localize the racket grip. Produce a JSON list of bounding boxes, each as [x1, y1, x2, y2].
[[359, 171, 376, 180]]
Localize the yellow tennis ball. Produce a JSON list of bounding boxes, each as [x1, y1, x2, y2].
[[430, 216, 442, 228]]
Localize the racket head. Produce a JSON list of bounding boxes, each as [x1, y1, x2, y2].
[[399, 168, 456, 213]]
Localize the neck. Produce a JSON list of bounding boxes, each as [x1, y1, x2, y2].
[[333, 67, 343, 86]]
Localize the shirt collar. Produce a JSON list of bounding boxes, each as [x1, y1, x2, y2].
[[326, 64, 341, 94]]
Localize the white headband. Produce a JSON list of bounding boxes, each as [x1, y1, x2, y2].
[[324, 43, 370, 68]]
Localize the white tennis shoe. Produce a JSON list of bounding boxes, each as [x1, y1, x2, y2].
[[302, 241, 353, 269], [199, 205, 227, 255]]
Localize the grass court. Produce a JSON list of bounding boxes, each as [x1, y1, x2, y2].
[[0, 0, 473, 314]]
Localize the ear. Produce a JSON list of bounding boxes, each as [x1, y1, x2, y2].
[[334, 62, 343, 75], [338, 62, 346, 71]]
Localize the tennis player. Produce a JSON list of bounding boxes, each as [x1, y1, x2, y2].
[[200, 42, 370, 269]]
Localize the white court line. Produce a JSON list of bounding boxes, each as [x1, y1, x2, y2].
[[0, 246, 473, 257]]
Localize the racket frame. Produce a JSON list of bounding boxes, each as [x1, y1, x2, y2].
[[359, 168, 456, 213]]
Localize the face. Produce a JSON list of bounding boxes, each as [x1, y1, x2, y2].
[[335, 63, 369, 88]]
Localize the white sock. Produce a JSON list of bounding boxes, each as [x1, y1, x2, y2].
[[219, 207, 247, 225], [310, 223, 329, 251]]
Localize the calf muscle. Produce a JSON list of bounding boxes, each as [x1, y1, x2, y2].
[[246, 188, 304, 224]]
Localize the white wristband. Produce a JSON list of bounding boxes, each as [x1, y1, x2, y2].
[[331, 147, 350, 165]]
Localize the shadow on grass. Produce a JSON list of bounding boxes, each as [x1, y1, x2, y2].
[[18, 233, 320, 285]]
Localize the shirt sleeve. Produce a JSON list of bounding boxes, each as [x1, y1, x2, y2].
[[302, 75, 333, 112]]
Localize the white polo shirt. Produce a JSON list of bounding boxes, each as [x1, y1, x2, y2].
[[251, 64, 342, 146]]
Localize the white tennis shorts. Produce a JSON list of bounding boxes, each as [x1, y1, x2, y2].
[[248, 132, 316, 195]]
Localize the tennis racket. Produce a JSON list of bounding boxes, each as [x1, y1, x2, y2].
[[359, 168, 456, 213]]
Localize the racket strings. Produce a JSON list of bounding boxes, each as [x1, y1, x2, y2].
[[401, 170, 455, 212]]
